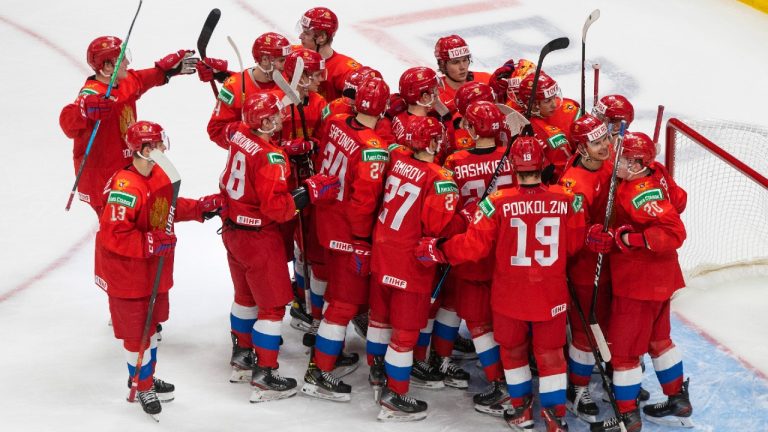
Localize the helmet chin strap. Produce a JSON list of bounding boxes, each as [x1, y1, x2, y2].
[[255, 62, 274, 75], [627, 165, 648, 178], [257, 119, 278, 136], [577, 146, 592, 162], [416, 93, 435, 108], [135, 151, 154, 163]]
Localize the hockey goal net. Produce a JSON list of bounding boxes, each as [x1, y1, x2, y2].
[[665, 118, 768, 278]]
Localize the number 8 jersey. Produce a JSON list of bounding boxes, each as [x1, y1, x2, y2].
[[442, 184, 586, 321], [314, 115, 389, 249], [371, 152, 459, 293]]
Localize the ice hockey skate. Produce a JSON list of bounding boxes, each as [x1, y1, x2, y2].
[[409, 359, 445, 389], [136, 388, 161, 422], [369, 355, 386, 402], [127, 377, 175, 402], [430, 353, 469, 389], [289, 298, 313, 333], [473, 380, 510, 417], [567, 383, 598, 422], [451, 334, 478, 360], [333, 350, 360, 378], [351, 311, 369, 339], [229, 334, 255, 383], [589, 408, 642, 432], [377, 387, 428, 422], [301, 362, 352, 402], [643, 378, 693, 428], [249, 365, 297, 403], [503, 396, 534, 430]]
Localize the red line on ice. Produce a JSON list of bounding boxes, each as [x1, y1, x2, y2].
[[673, 311, 768, 382], [0, 14, 93, 302]]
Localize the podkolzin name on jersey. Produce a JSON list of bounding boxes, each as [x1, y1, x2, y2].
[[481, 197, 569, 219]]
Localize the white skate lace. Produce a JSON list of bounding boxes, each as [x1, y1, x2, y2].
[[575, 386, 595, 404], [650, 399, 669, 410], [398, 393, 418, 405], [139, 389, 159, 404], [270, 369, 289, 384], [479, 381, 500, 398], [439, 357, 461, 374], [321, 371, 342, 387]]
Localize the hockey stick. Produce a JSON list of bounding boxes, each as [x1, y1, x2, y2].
[[65, 0, 143, 211], [127, 149, 181, 409], [581, 120, 628, 431], [197, 8, 221, 97], [592, 63, 600, 110], [580, 9, 601, 112], [496, 103, 530, 136], [652, 105, 665, 144], [431, 37, 569, 302]]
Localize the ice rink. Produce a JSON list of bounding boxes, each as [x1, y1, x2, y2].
[[2, 0, 767, 430]]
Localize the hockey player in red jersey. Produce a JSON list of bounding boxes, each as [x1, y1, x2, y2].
[[272, 48, 328, 143], [416, 136, 587, 431], [434, 35, 492, 114], [60, 36, 198, 216], [557, 114, 614, 422], [490, 58, 536, 113], [96, 121, 222, 418], [298, 7, 361, 102], [300, 76, 390, 401], [202, 32, 291, 149], [217, 92, 340, 403], [593, 94, 634, 142], [442, 100, 516, 415], [448, 81, 496, 153], [390, 67, 443, 144], [367, 116, 458, 421], [518, 71, 577, 183], [588, 132, 692, 432]]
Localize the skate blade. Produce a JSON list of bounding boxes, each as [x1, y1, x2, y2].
[[409, 378, 445, 390], [229, 368, 251, 384], [333, 362, 359, 379], [565, 402, 596, 423], [300, 383, 351, 402], [157, 392, 174, 403], [644, 414, 694, 428], [290, 318, 312, 333], [376, 406, 427, 422], [444, 378, 469, 389], [147, 413, 160, 422], [249, 388, 297, 403], [504, 419, 534, 431], [371, 385, 382, 403], [474, 404, 505, 417], [451, 351, 478, 361]]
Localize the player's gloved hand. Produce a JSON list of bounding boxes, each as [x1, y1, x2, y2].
[[281, 138, 317, 157], [197, 193, 225, 221], [459, 200, 478, 225], [144, 230, 177, 258], [541, 163, 557, 184], [489, 59, 516, 102], [196, 57, 229, 83], [156, 50, 199, 79], [386, 93, 407, 118], [348, 240, 372, 276], [79, 94, 114, 121], [585, 223, 614, 253], [614, 224, 645, 253], [304, 174, 340, 204], [415, 237, 447, 266]]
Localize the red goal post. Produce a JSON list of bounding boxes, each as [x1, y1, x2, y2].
[[665, 118, 768, 277]]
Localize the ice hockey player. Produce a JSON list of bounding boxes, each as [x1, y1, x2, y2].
[[448, 81, 496, 153], [558, 114, 613, 422], [368, 115, 459, 421], [96, 120, 223, 419], [217, 92, 340, 402], [202, 32, 291, 149], [517, 71, 576, 183], [60, 36, 198, 216], [390, 67, 443, 144], [588, 132, 692, 432], [298, 7, 361, 102], [434, 35, 491, 114], [442, 100, 516, 414], [416, 135, 587, 431], [490, 58, 536, 113], [301, 76, 390, 402], [592, 94, 634, 142]]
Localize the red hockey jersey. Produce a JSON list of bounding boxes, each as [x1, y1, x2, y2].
[[443, 184, 586, 321], [319, 51, 361, 102]]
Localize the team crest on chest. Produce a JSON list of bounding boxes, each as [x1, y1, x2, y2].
[[116, 178, 130, 190]]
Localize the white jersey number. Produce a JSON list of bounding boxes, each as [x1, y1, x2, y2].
[[319, 143, 349, 201], [378, 176, 421, 231], [224, 151, 247, 200], [510, 217, 560, 267], [460, 175, 513, 200]]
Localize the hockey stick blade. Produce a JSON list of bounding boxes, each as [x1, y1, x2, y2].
[[290, 57, 304, 91], [525, 37, 570, 120], [590, 323, 611, 362], [197, 9, 221, 58], [273, 57, 304, 106], [581, 9, 601, 41], [149, 150, 181, 185], [581, 9, 600, 111]]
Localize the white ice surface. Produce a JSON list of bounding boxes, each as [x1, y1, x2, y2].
[[1, 0, 767, 430]]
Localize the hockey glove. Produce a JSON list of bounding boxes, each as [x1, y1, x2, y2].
[[386, 93, 407, 119], [489, 59, 516, 103], [415, 237, 447, 266], [156, 50, 199, 80], [304, 174, 340, 204], [615, 224, 646, 253], [197, 193, 226, 221], [145, 230, 177, 258], [349, 240, 372, 276], [281, 138, 317, 157], [585, 224, 614, 254], [80, 94, 114, 121], [459, 200, 479, 226], [196, 57, 229, 83]]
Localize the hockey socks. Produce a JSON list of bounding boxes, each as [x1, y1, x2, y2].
[[230, 302, 258, 348]]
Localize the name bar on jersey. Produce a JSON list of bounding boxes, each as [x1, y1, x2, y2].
[[502, 200, 568, 217]]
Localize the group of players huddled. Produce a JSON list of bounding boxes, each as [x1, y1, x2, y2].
[[59, 6, 695, 431]]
